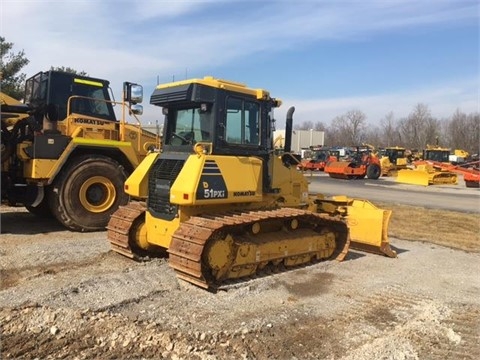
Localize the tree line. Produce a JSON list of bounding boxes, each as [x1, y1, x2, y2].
[[293, 105, 479, 156]]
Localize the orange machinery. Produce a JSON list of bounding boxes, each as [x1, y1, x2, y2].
[[298, 148, 339, 171], [324, 145, 381, 180]]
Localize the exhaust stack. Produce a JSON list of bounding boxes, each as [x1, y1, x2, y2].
[[284, 106, 295, 153]]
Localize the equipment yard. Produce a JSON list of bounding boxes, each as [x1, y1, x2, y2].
[[1, 198, 479, 360], [1, 75, 479, 359]]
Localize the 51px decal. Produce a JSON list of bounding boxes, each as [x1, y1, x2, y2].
[[202, 181, 226, 199], [197, 179, 228, 200], [203, 188, 226, 199]]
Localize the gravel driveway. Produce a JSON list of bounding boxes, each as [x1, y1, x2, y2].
[[1, 205, 479, 359]]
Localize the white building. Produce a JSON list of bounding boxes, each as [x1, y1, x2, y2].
[[273, 129, 325, 154]]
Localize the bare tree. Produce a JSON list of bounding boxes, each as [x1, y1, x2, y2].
[[465, 112, 480, 156], [443, 109, 478, 153], [314, 121, 327, 131], [380, 112, 401, 146], [398, 104, 440, 149], [331, 109, 366, 145], [294, 120, 314, 130], [363, 126, 382, 148]]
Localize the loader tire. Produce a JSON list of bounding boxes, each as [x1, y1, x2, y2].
[[366, 163, 381, 180], [49, 155, 129, 232]]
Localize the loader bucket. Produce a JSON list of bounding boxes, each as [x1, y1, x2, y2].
[[345, 199, 396, 257], [396, 169, 430, 186]]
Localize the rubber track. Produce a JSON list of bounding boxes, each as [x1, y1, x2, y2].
[[106, 201, 147, 260], [168, 208, 350, 290]]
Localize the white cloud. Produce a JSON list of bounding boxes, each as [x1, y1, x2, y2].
[[273, 77, 479, 127], [1, 1, 477, 126], [134, 77, 478, 128], [2, 0, 476, 84]]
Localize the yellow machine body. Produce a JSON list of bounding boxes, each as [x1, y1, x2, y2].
[[379, 146, 408, 177], [1, 71, 160, 231], [107, 76, 395, 290], [396, 164, 458, 186]]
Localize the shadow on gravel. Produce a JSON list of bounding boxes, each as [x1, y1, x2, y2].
[[0, 211, 66, 234], [391, 245, 409, 255], [344, 251, 367, 261], [345, 244, 408, 261]]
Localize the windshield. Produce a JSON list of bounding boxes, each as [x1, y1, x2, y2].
[[426, 150, 449, 162], [70, 83, 114, 119], [166, 108, 213, 146]]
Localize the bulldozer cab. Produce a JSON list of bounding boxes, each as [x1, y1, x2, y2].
[[384, 147, 406, 165], [154, 77, 279, 158], [423, 148, 450, 163], [24, 71, 117, 122], [148, 77, 282, 205]]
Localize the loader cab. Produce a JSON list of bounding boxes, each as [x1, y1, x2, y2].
[[24, 70, 117, 122]]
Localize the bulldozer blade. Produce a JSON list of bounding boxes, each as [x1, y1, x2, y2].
[[396, 169, 430, 186], [345, 199, 396, 258]]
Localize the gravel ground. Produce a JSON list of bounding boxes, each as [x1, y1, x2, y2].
[[1, 205, 480, 359]]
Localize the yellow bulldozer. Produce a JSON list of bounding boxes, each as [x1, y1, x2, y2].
[[396, 145, 457, 186], [379, 146, 408, 176], [1, 70, 159, 231], [106, 76, 395, 290]]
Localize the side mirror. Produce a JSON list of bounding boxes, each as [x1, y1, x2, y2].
[[130, 104, 143, 115], [124, 82, 143, 104]]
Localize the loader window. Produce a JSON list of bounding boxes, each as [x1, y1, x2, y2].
[[70, 83, 115, 120], [225, 97, 259, 145]]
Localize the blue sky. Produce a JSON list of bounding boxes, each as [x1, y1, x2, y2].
[[1, 0, 478, 127]]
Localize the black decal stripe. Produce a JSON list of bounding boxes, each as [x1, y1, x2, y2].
[[202, 169, 221, 174]]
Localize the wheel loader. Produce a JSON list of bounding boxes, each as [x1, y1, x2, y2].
[[1, 70, 159, 231], [107, 76, 395, 290]]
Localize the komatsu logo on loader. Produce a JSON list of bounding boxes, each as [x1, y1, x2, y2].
[[74, 118, 108, 126], [233, 190, 256, 197]]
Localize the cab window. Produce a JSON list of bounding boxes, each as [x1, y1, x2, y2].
[[225, 97, 259, 145], [71, 84, 114, 120]]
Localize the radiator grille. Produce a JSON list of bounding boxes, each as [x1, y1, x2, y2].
[[147, 158, 185, 219]]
